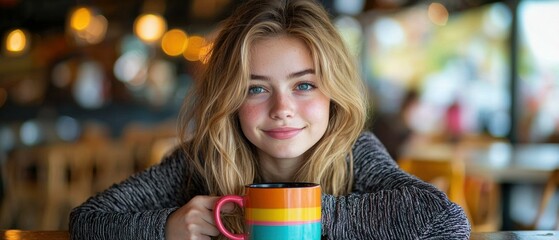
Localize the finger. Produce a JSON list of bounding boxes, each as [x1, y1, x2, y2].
[[198, 196, 238, 215], [188, 197, 221, 226], [185, 230, 212, 240], [192, 195, 240, 227], [194, 196, 221, 210], [182, 209, 221, 238], [198, 205, 217, 226], [202, 196, 237, 213], [187, 215, 221, 237], [198, 220, 221, 237]]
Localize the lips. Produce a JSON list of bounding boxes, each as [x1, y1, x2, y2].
[[263, 127, 303, 140]]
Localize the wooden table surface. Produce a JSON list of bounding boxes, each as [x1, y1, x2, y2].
[[1, 230, 69, 240], [1, 230, 558, 240], [470, 231, 558, 240]]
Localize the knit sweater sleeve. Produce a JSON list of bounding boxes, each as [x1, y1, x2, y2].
[[69, 148, 199, 240], [321, 132, 471, 239]]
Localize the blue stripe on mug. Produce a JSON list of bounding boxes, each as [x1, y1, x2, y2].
[[248, 222, 321, 240]]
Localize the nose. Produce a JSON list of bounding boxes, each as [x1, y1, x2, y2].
[[269, 93, 294, 120]]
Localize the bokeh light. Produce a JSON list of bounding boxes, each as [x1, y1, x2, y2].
[[4, 28, 30, 56], [428, 3, 449, 26], [199, 43, 213, 64], [334, 15, 363, 57], [20, 120, 42, 146], [147, 59, 175, 106], [3, 230, 23, 240], [114, 35, 150, 88], [134, 13, 167, 43], [56, 116, 81, 141], [83, 15, 108, 44], [73, 61, 106, 109], [334, 0, 365, 15], [68, 6, 108, 45], [114, 50, 148, 86], [372, 17, 405, 49], [119, 34, 149, 54], [183, 35, 206, 62], [483, 3, 511, 39], [161, 29, 188, 56], [70, 7, 92, 31], [51, 61, 73, 88]]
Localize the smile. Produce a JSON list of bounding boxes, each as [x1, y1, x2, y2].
[[263, 127, 303, 140]]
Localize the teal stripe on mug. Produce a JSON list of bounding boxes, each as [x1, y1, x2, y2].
[[248, 222, 321, 240]]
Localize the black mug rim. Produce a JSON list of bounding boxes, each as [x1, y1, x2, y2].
[[246, 182, 319, 188]]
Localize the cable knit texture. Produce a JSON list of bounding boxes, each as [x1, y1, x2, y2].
[[69, 131, 471, 239]]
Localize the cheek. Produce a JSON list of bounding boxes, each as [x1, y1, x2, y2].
[[238, 104, 262, 128], [303, 98, 330, 123]]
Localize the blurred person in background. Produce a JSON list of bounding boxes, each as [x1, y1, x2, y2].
[[370, 90, 417, 161]]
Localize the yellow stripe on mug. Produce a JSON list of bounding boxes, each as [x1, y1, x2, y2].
[[245, 207, 321, 222]]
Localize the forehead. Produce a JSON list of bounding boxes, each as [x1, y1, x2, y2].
[[251, 35, 307, 48], [249, 36, 314, 73]]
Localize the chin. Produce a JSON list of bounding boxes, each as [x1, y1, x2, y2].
[[267, 149, 307, 159]]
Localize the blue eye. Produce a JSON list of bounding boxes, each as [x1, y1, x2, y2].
[[248, 86, 266, 95], [296, 82, 315, 91]]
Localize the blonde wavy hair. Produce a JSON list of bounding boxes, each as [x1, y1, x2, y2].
[[178, 0, 367, 235]]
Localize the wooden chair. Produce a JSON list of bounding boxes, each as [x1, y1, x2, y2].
[[1, 147, 46, 229], [399, 155, 502, 232], [41, 141, 135, 229], [464, 175, 501, 232], [90, 141, 134, 194], [121, 121, 177, 171], [457, 136, 504, 232], [530, 169, 559, 230], [121, 123, 157, 172], [1, 124, 136, 230], [41, 143, 94, 230], [148, 137, 178, 167], [398, 157, 472, 224]]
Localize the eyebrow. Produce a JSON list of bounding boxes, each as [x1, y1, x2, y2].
[[250, 69, 315, 81]]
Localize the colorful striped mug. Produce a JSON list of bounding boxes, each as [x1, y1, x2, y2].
[[214, 182, 321, 240]]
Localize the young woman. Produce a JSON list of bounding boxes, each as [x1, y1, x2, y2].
[[70, 0, 470, 239]]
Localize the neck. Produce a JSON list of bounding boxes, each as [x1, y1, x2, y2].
[[258, 154, 303, 182]]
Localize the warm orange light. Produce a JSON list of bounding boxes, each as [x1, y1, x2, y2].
[[428, 3, 449, 26], [84, 15, 108, 44], [5, 29, 28, 53], [161, 29, 188, 56], [134, 13, 167, 43], [199, 42, 213, 64], [183, 35, 206, 62], [70, 7, 92, 31], [4, 229, 22, 240], [68, 7, 107, 45]]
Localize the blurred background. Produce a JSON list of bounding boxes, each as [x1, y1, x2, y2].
[[1, 0, 558, 233]]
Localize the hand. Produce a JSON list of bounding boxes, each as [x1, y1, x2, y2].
[[165, 195, 234, 240]]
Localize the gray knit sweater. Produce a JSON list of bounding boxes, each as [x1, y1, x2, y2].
[[69, 131, 471, 239]]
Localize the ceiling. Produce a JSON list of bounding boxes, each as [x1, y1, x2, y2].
[[0, 0, 504, 36], [0, 0, 240, 35]]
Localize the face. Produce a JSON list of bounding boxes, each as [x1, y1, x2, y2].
[[238, 36, 330, 164]]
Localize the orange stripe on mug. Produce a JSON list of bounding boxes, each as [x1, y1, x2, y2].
[[245, 186, 321, 208]]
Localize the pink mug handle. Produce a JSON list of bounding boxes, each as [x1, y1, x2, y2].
[[214, 195, 245, 240]]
